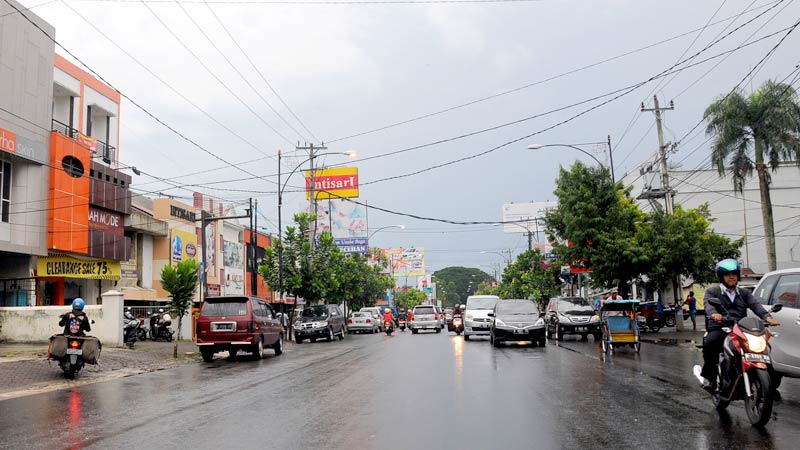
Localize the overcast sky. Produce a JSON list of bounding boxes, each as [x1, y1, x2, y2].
[[18, 0, 800, 274]]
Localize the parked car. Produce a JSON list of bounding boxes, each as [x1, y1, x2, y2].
[[435, 306, 445, 329], [295, 304, 346, 343], [752, 268, 800, 385], [544, 297, 601, 341], [464, 295, 500, 340], [347, 311, 379, 334], [489, 299, 547, 347], [411, 305, 441, 334], [360, 307, 385, 332], [196, 296, 284, 362]]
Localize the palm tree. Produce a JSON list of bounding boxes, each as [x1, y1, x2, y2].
[[704, 80, 800, 271]]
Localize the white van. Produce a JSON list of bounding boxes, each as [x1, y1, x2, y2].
[[463, 295, 500, 341]]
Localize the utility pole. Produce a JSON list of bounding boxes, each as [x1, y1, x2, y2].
[[253, 198, 258, 296], [641, 95, 675, 214], [607, 134, 616, 182], [296, 142, 327, 247]]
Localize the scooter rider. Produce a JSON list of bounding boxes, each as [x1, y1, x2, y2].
[[700, 259, 778, 392], [383, 308, 394, 328], [59, 298, 91, 336]]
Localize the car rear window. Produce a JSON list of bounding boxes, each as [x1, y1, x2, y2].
[[415, 306, 435, 315], [352, 312, 368, 317], [201, 299, 249, 317]]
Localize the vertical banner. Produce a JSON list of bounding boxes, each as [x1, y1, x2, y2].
[[223, 240, 245, 295]]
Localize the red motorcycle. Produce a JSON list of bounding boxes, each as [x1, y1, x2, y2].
[[694, 298, 782, 427]]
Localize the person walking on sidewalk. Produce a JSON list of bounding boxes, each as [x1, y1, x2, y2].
[[685, 291, 697, 331]]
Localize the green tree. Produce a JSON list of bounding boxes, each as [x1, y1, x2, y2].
[[497, 249, 561, 308], [160, 259, 199, 358], [637, 204, 741, 299], [432, 267, 493, 307], [545, 162, 647, 296], [394, 288, 427, 311], [326, 253, 394, 313], [260, 213, 340, 304], [474, 281, 500, 296], [704, 80, 800, 271]]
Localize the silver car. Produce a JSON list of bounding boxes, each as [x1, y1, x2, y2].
[[411, 305, 441, 334], [347, 312, 379, 334], [752, 268, 800, 384], [360, 307, 384, 332]]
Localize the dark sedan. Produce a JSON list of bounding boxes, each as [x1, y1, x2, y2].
[[489, 299, 547, 347]]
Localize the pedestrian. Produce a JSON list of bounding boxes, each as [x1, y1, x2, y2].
[[686, 290, 697, 331]]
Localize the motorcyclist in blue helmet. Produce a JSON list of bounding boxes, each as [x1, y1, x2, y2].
[[59, 298, 92, 336]]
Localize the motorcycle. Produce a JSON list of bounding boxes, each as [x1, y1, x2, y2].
[[149, 312, 174, 342], [123, 311, 140, 347], [452, 316, 464, 335], [48, 324, 101, 379], [693, 298, 783, 427], [398, 319, 407, 331], [637, 301, 679, 332], [385, 320, 394, 336]]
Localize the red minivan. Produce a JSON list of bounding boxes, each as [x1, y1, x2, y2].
[[196, 296, 284, 362]]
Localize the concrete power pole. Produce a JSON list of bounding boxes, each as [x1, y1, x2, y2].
[[641, 95, 675, 214], [296, 143, 327, 248]]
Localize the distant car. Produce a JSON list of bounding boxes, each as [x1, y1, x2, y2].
[[751, 268, 800, 385], [411, 305, 441, 334], [360, 307, 385, 332], [347, 311, 379, 334], [435, 306, 445, 329], [295, 304, 346, 343], [489, 299, 546, 347], [544, 297, 601, 341], [464, 295, 500, 341], [196, 296, 284, 362]]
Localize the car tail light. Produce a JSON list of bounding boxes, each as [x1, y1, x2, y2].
[[347, 319, 353, 324], [366, 319, 371, 324], [434, 313, 439, 320]]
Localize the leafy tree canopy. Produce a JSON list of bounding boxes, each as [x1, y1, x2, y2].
[[432, 267, 493, 307]]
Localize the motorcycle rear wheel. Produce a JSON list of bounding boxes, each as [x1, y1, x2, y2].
[[745, 369, 773, 427], [665, 315, 676, 327]]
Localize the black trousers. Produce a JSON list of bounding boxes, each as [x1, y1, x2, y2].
[[702, 329, 728, 381]]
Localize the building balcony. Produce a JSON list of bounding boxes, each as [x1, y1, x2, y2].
[[51, 119, 116, 164]]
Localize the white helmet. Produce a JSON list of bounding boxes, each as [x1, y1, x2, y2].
[[158, 308, 164, 313], [385, 308, 391, 313]]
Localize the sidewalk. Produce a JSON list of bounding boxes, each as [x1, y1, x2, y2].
[[639, 317, 706, 346], [0, 340, 200, 401]]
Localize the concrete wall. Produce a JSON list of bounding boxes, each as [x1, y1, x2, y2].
[[0, 290, 125, 345]]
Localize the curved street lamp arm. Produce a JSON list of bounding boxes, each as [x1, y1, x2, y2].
[[544, 144, 605, 168]]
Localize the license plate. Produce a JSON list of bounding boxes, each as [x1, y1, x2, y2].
[[575, 327, 587, 332], [212, 323, 235, 331], [514, 329, 527, 335], [66, 348, 82, 355], [744, 353, 771, 363]]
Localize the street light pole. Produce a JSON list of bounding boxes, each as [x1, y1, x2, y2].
[[368, 225, 405, 240], [528, 141, 614, 181]]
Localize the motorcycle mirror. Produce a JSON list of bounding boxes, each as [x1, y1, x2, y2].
[[770, 303, 783, 313], [91, 320, 96, 324]]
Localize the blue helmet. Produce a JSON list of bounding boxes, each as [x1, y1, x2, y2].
[[71, 298, 86, 311], [715, 259, 740, 284]]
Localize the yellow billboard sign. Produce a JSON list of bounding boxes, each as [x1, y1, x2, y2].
[[305, 167, 359, 200], [171, 229, 198, 264], [38, 254, 121, 280]]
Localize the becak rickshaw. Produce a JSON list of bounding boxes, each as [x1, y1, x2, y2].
[[600, 299, 640, 354]]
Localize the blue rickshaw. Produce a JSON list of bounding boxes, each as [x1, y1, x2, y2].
[[600, 299, 641, 354]]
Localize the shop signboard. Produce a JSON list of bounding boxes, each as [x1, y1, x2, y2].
[[223, 240, 245, 295], [88, 206, 124, 236], [305, 167, 359, 200], [334, 237, 368, 254], [207, 284, 221, 297], [501, 202, 557, 234], [171, 229, 198, 264], [0, 127, 16, 155], [38, 254, 121, 280]]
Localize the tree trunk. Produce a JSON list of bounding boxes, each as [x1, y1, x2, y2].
[[174, 315, 182, 359], [754, 142, 777, 271]]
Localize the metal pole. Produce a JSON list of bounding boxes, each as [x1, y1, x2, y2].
[[308, 144, 316, 248], [201, 212, 207, 302], [253, 199, 258, 296], [278, 152, 285, 338], [607, 134, 616, 182]]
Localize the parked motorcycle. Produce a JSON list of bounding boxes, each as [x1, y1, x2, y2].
[[637, 301, 679, 332], [385, 320, 394, 336], [123, 309, 140, 347], [398, 319, 407, 331], [693, 298, 783, 427], [452, 316, 464, 336], [149, 311, 174, 342]]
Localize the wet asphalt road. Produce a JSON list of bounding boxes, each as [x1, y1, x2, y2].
[[2, 330, 800, 450]]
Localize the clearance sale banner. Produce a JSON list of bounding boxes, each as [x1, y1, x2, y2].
[[305, 167, 359, 200]]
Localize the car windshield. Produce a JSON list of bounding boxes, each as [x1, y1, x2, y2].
[[302, 306, 328, 318], [558, 298, 594, 315], [415, 306, 435, 315], [467, 297, 499, 310], [496, 301, 538, 315], [201, 299, 248, 317]]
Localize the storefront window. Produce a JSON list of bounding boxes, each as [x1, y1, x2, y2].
[[1, 161, 10, 223]]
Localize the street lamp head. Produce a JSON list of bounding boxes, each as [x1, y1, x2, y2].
[[527, 144, 545, 150], [345, 150, 357, 158], [398, 225, 406, 230]]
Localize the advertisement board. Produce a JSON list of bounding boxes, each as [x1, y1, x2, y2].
[[205, 222, 216, 273], [171, 229, 198, 264], [334, 238, 369, 254], [305, 167, 359, 200], [501, 201, 557, 234], [223, 240, 245, 295], [384, 247, 426, 277], [38, 254, 121, 280]]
